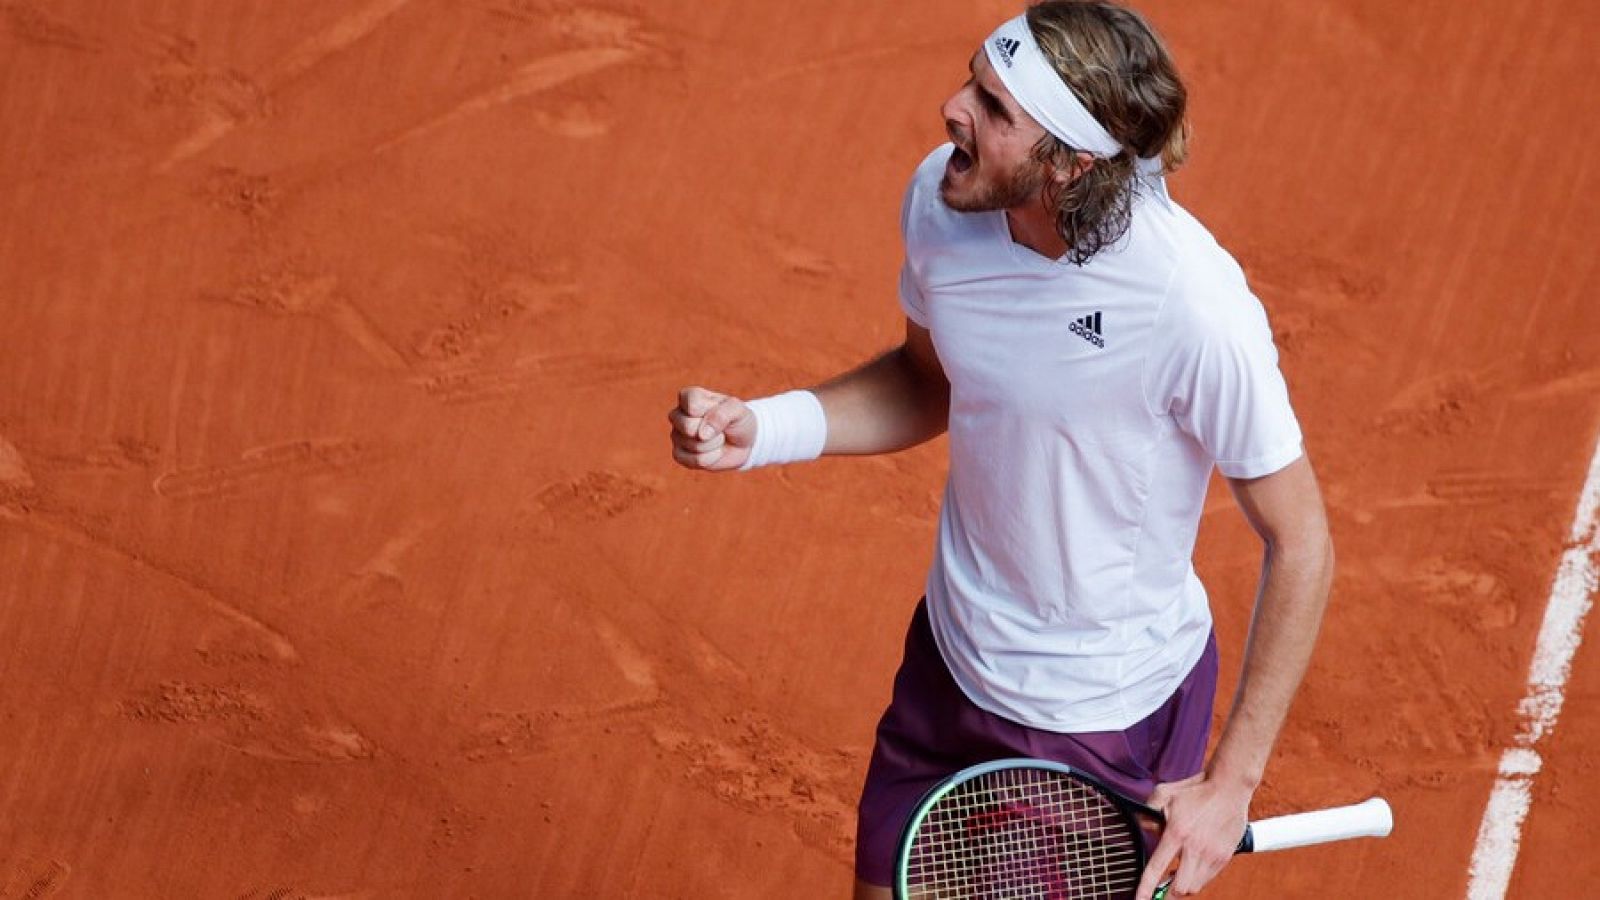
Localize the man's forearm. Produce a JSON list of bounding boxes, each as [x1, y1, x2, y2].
[[813, 347, 949, 456], [1208, 531, 1334, 788]]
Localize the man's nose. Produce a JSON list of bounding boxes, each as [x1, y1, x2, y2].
[[940, 92, 969, 138]]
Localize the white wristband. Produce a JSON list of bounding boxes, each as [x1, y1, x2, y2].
[[739, 390, 828, 470]]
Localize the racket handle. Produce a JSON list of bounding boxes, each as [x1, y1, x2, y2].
[[1241, 797, 1393, 853]]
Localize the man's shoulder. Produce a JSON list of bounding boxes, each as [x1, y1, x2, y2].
[[913, 144, 953, 178], [901, 144, 989, 253], [1158, 234, 1274, 348], [902, 145, 953, 217]]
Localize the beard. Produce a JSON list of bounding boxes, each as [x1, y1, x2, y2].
[[940, 149, 1048, 213]]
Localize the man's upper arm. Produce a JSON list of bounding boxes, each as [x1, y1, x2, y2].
[[1224, 456, 1329, 549], [903, 317, 948, 389]]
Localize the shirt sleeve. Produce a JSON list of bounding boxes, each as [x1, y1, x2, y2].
[[899, 261, 929, 327], [897, 168, 931, 328], [1145, 282, 1304, 479]]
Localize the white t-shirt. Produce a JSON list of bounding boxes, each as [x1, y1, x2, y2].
[[900, 144, 1303, 733]]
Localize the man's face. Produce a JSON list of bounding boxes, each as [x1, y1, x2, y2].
[[939, 50, 1052, 213]]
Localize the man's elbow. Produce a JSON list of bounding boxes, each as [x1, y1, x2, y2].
[[1267, 525, 1335, 588]]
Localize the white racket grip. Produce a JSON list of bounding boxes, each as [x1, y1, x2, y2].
[[1246, 798, 1393, 853]]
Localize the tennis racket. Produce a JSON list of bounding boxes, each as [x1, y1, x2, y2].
[[894, 758, 1392, 899]]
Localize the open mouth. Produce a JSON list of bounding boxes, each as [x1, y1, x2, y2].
[[949, 145, 974, 174]]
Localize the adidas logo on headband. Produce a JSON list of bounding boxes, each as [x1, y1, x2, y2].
[[993, 36, 1020, 67]]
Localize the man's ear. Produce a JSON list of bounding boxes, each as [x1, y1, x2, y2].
[[1050, 151, 1096, 187]]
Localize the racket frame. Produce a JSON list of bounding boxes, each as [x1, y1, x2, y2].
[[892, 756, 1393, 899], [893, 757, 1156, 900]]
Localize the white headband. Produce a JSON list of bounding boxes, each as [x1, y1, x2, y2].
[[984, 15, 1120, 156], [983, 15, 1170, 204]]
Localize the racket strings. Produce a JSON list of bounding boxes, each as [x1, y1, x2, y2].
[[904, 767, 1143, 899]]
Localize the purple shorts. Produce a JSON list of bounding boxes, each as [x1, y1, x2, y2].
[[855, 599, 1219, 886]]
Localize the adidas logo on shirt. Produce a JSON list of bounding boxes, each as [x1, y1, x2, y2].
[[1070, 311, 1105, 348], [993, 37, 1020, 67]]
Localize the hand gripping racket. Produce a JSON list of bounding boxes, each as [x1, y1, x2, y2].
[[894, 758, 1392, 899]]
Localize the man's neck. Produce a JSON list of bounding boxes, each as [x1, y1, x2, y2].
[[1005, 203, 1068, 261]]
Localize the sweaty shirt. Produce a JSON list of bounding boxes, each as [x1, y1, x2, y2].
[[900, 144, 1303, 732]]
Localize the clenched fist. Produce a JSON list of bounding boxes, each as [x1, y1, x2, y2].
[[668, 386, 757, 471]]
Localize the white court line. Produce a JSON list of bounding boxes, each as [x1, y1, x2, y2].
[[1466, 431, 1600, 899]]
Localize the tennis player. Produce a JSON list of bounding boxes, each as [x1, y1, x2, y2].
[[668, 2, 1333, 897]]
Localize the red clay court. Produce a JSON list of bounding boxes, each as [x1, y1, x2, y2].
[[1, 0, 1597, 896]]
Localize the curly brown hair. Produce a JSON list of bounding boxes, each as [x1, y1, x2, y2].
[[1024, 1, 1189, 265]]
